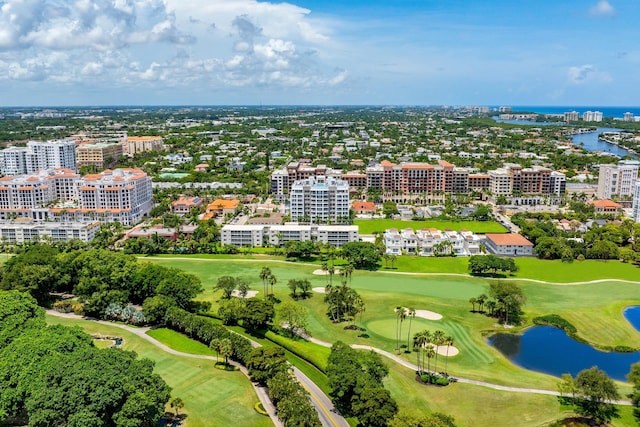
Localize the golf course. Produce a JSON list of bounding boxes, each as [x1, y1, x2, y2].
[[45, 254, 640, 426]]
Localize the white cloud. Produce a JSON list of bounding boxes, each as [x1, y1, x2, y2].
[[567, 64, 611, 84], [589, 0, 615, 17], [0, 0, 346, 96]]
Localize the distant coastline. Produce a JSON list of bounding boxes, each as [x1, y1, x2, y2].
[[504, 106, 640, 118]]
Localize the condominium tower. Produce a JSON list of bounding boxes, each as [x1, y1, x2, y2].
[[0, 139, 77, 175], [597, 161, 640, 200], [289, 176, 350, 223]]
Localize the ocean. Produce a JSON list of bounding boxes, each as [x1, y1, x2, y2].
[[500, 106, 640, 118]]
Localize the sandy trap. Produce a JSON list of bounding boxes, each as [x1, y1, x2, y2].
[[312, 269, 341, 275], [413, 309, 443, 321], [231, 290, 258, 298], [425, 343, 460, 357], [312, 287, 326, 294]]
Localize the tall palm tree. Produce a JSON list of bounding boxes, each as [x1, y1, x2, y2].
[[394, 306, 404, 353], [343, 263, 354, 284], [321, 262, 329, 286], [432, 330, 445, 373], [414, 329, 431, 373], [425, 346, 436, 374], [259, 267, 272, 298], [406, 307, 416, 351], [268, 274, 277, 297], [444, 336, 454, 375]]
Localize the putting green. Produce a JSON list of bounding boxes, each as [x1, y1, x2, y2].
[[365, 316, 442, 341]]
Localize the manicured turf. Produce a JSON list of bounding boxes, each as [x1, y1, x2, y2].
[[46, 315, 271, 427], [354, 219, 507, 234], [92, 339, 114, 349], [146, 328, 217, 356], [144, 257, 640, 425]]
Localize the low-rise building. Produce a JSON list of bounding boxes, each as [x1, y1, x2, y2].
[[125, 136, 164, 155], [589, 199, 622, 214], [76, 142, 123, 169], [383, 228, 480, 256], [221, 224, 359, 247], [352, 201, 376, 215], [0, 219, 101, 243], [171, 197, 203, 215], [204, 199, 240, 218], [484, 233, 534, 256]]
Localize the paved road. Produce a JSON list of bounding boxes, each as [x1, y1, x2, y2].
[[291, 367, 350, 427]]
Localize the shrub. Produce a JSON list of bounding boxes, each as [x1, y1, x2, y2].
[[53, 300, 74, 313], [532, 314, 577, 335]]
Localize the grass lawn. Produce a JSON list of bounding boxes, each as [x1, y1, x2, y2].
[[46, 315, 271, 427], [144, 257, 640, 426], [147, 328, 217, 356], [92, 339, 114, 349], [354, 219, 507, 234]]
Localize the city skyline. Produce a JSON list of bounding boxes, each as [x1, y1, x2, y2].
[[1, 0, 639, 106]]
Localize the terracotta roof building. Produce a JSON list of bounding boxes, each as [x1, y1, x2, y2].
[[484, 233, 534, 256], [589, 199, 622, 214]]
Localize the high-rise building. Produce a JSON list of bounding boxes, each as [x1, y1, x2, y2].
[[0, 139, 77, 175], [597, 160, 640, 200], [125, 136, 164, 155], [632, 182, 640, 223], [582, 111, 603, 122], [289, 176, 350, 223], [624, 112, 635, 122], [564, 111, 580, 122]]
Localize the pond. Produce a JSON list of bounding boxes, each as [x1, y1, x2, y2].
[[488, 325, 640, 381], [625, 306, 640, 331]]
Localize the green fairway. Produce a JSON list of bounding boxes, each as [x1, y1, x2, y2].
[[354, 219, 507, 234], [142, 256, 640, 426], [46, 315, 271, 427]]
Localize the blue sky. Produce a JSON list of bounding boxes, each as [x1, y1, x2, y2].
[[0, 0, 638, 106]]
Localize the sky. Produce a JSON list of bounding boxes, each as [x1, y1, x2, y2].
[[0, 0, 639, 106]]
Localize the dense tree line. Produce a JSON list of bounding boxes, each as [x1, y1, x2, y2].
[[513, 214, 640, 263], [0, 244, 205, 320], [469, 282, 526, 325], [0, 290, 171, 427], [327, 341, 398, 427], [467, 255, 518, 276]]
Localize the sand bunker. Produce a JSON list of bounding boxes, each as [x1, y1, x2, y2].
[[312, 269, 341, 275], [231, 290, 258, 298], [413, 309, 443, 321], [312, 287, 326, 293], [425, 343, 460, 357]]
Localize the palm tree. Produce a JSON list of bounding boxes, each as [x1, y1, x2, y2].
[[343, 263, 354, 284], [477, 294, 487, 313], [328, 264, 335, 286], [444, 336, 454, 375], [469, 297, 477, 312], [486, 300, 497, 316], [394, 306, 405, 353], [413, 330, 427, 373], [389, 254, 397, 269], [321, 262, 329, 286], [432, 330, 445, 373], [259, 267, 272, 298], [268, 274, 277, 297], [406, 307, 416, 351], [425, 346, 436, 374]]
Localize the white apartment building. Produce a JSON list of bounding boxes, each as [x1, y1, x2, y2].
[[0, 168, 152, 225], [221, 224, 359, 248], [0, 220, 101, 243], [632, 182, 640, 223], [0, 139, 77, 175], [383, 228, 480, 256], [582, 111, 603, 122], [289, 176, 350, 223], [597, 161, 640, 199]]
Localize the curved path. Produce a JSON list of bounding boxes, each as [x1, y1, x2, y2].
[[47, 310, 348, 427], [141, 256, 640, 286], [298, 330, 632, 406]]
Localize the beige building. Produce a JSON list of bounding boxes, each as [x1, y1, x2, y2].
[[125, 136, 164, 155], [76, 143, 123, 169]]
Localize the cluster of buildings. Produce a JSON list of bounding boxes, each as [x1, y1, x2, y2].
[[595, 160, 640, 223], [271, 160, 566, 202], [563, 111, 603, 122], [383, 228, 534, 257], [0, 136, 164, 174], [0, 168, 153, 243]]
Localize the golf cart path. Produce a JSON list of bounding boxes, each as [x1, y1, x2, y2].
[[47, 310, 350, 427], [140, 257, 640, 286], [297, 330, 632, 405]]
